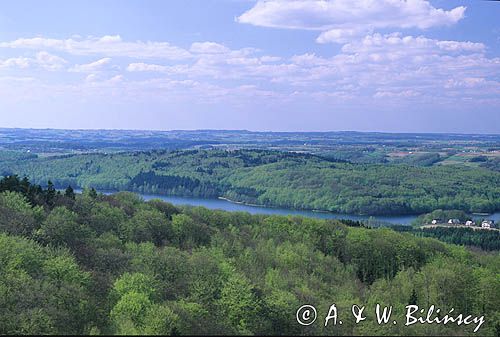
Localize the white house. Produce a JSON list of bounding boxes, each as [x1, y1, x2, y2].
[[431, 219, 438, 225], [465, 220, 475, 227], [448, 219, 460, 225], [482, 220, 494, 229]]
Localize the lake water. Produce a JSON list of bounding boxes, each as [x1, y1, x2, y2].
[[138, 194, 415, 224], [74, 189, 500, 225], [134, 193, 500, 225]]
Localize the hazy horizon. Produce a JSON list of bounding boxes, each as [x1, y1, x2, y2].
[[2, 126, 500, 136]]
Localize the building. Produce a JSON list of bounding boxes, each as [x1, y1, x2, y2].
[[431, 219, 439, 225], [481, 220, 494, 229], [448, 219, 461, 225], [465, 220, 475, 226]]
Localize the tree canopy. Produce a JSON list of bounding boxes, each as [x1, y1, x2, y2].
[[0, 176, 498, 335]]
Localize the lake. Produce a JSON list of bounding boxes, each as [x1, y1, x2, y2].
[[74, 189, 500, 225], [134, 193, 500, 226]]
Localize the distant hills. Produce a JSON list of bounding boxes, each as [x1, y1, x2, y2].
[[1, 128, 499, 154]]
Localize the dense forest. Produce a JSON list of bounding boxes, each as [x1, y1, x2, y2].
[[1, 149, 499, 216], [0, 175, 499, 335]]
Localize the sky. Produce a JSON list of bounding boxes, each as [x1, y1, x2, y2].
[[0, 0, 499, 133]]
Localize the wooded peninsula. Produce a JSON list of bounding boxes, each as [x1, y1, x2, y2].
[[1, 149, 499, 216]]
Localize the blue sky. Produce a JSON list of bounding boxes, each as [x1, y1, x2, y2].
[[0, 0, 499, 133]]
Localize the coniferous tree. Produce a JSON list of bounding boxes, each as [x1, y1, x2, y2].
[[409, 288, 418, 305], [65, 185, 76, 200], [45, 180, 56, 206]]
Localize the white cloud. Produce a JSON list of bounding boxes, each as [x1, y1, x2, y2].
[[84, 73, 124, 85], [260, 55, 281, 62], [0, 52, 66, 70], [190, 42, 230, 54], [291, 53, 329, 66], [316, 27, 366, 44], [35, 51, 67, 70], [436, 40, 485, 52], [126, 44, 288, 80], [127, 62, 169, 72], [0, 35, 192, 60], [71, 58, 112, 72], [98, 35, 122, 43], [126, 62, 191, 76], [2, 31, 499, 111], [0, 56, 31, 69], [341, 33, 485, 56], [373, 90, 420, 98], [85, 73, 99, 83], [121, 31, 499, 105], [238, 0, 466, 43]]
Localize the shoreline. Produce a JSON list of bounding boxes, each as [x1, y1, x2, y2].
[[66, 188, 500, 222], [217, 196, 418, 219]]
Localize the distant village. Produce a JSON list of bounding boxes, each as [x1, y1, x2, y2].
[[423, 218, 497, 231]]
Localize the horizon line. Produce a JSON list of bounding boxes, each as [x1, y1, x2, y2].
[[0, 126, 499, 136]]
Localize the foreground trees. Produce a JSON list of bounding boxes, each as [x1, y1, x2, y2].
[[0, 233, 92, 334], [0, 177, 498, 335]]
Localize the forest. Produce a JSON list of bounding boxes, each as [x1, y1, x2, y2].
[[1, 149, 499, 216], [391, 225, 500, 251], [0, 175, 499, 335]]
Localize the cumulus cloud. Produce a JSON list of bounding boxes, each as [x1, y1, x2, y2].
[[237, 0, 466, 43], [121, 31, 499, 105], [0, 51, 66, 70], [0, 56, 31, 69], [291, 53, 329, 66], [126, 44, 287, 80], [284, 33, 500, 102], [341, 33, 485, 56], [316, 27, 366, 44], [1, 31, 499, 111], [35, 51, 67, 70], [0, 35, 191, 59]]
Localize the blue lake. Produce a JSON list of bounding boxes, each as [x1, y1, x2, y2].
[[73, 189, 500, 225], [135, 193, 500, 226]]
